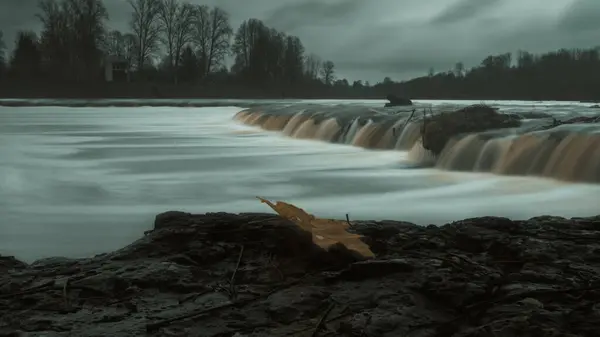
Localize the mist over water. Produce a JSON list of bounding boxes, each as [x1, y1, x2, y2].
[[1, 100, 599, 262]]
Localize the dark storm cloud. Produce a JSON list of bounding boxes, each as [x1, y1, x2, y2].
[[1, 0, 600, 83], [558, 0, 600, 32], [0, 0, 124, 48], [263, 0, 364, 31], [0, 0, 41, 45], [432, 0, 500, 25]]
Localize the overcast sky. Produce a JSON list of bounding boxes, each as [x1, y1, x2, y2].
[[1, 0, 599, 82]]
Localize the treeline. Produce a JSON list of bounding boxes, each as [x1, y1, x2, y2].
[[0, 0, 343, 97], [388, 49, 600, 101], [0, 0, 599, 100]]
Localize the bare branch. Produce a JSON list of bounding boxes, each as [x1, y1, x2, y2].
[[127, 0, 162, 69]]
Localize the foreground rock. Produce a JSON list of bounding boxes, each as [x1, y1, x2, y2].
[[2, 212, 600, 337], [421, 104, 522, 155]]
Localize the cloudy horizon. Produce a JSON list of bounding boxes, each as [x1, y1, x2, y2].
[[1, 0, 599, 83]]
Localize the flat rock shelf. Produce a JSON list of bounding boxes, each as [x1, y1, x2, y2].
[[1, 212, 600, 337]]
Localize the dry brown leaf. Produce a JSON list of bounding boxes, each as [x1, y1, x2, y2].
[[257, 197, 375, 258]]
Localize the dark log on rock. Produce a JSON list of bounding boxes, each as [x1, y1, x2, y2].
[[1, 212, 600, 337], [534, 114, 600, 132], [421, 104, 522, 155], [385, 94, 413, 107]]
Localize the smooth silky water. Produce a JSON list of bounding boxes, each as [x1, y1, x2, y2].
[[1, 100, 599, 262]]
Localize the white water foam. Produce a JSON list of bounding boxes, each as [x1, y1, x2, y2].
[[0, 101, 598, 261]]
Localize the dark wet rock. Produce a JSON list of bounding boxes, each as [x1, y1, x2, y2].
[[533, 114, 600, 132], [2, 212, 600, 337], [384, 94, 413, 107], [421, 104, 522, 155], [504, 113, 524, 120], [0, 256, 28, 271]]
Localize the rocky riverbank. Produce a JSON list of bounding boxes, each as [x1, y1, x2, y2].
[[1, 212, 600, 337]]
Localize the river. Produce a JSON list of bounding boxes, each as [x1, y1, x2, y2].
[[1, 99, 598, 262]]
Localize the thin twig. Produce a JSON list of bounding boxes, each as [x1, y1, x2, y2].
[[392, 108, 416, 137], [401, 109, 417, 130], [312, 302, 336, 337], [229, 245, 245, 300]]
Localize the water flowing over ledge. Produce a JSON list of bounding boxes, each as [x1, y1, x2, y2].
[[234, 104, 600, 183]]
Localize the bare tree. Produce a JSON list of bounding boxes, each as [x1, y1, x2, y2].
[[9, 31, 42, 78], [231, 18, 268, 77], [157, 0, 194, 82], [104, 30, 137, 69], [320, 60, 335, 85], [0, 30, 5, 66], [105, 30, 125, 57], [122, 33, 138, 68], [191, 4, 210, 75], [37, 0, 108, 81], [454, 62, 464, 77], [192, 5, 232, 77], [284, 35, 305, 83], [127, 0, 161, 69], [205, 7, 232, 75], [304, 53, 321, 80]]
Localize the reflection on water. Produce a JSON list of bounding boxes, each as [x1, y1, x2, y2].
[[0, 100, 599, 262]]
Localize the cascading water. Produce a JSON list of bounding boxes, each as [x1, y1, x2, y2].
[[234, 105, 600, 183]]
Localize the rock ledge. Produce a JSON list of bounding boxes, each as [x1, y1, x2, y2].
[[1, 212, 600, 337]]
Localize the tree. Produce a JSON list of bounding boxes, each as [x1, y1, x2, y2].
[[0, 30, 5, 60], [517, 50, 535, 69], [105, 30, 125, 57], [193, 5, 232, 77], [231, 18, 266, 76], [334, 78, 348, 87], [320, 60, 335, 85], [0, 30, 5, 75], [67, 0, 109, 79], [177, 44, 199, 82], [104, 30, 137, 69], [481, 53, 512, 70], [284, 35, 305, 84], [128, 0, 162, 69], [304, 53, 320, 80], [9, 31, 42, 79], [37, 0, 108, 81], [157, 0, 194, 82], [454, 62, 464, 77]]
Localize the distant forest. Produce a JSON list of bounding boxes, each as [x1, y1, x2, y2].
[[0, 0, 599, 101]]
